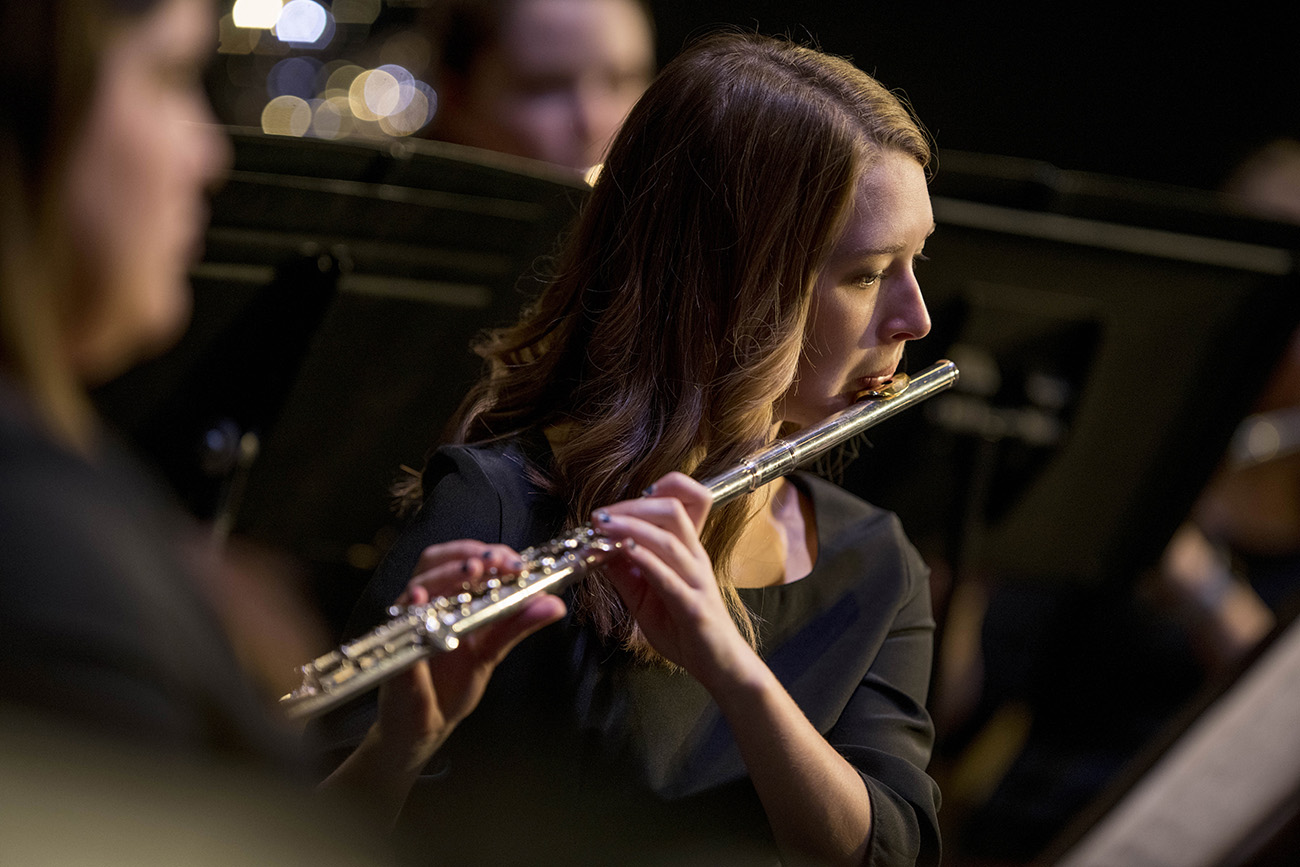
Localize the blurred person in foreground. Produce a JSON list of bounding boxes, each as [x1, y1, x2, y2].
[[0, 0, 564, 845], [419, 0, 655, 172]]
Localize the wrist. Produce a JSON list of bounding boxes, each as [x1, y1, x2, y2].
[[696, 640, 775, 707], [363, 720, 447, 777]]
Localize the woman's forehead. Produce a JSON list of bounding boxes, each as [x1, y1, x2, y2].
[[831, 153, 933, 261]]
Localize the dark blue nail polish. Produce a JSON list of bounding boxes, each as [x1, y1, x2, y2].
[[641, 484, 655, 496], [597, 510, 611, 523]]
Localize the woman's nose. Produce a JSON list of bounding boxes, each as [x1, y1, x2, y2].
[[884, 272, 930, 342]]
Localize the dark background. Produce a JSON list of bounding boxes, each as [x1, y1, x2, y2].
[[212, 3, 1300, 193], [647, 2, 1300, 193]]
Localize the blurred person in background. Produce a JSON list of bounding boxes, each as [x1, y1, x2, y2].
[[1131, 139, 1300, 676], [1144, 138, 1300, 676], [0, 0, 564, 848], [419, 0, 655, 172], [1190, 138, 1300, 620]]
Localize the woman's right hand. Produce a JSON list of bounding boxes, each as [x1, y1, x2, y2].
[[594, 479, 878, 865], [592, 473, 761, 690]]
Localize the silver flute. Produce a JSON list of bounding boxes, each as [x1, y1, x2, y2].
[[280, 359, 959, 720]]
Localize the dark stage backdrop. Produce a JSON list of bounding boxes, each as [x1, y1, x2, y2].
[[647, 2, 1300, 193]]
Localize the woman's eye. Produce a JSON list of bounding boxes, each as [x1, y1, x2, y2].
[[853, 272, 884, 289]]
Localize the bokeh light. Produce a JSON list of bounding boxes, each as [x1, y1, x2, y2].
[[323, 62, 366, 98], [261, 94, 313, 137], [379, 83, 436, 137], [274, 0, 334, 48], [218, 13, 261, 54], [221, 6, 438, 141], [231, 0, 281, 29], [311, 97, 356, 140], [267, 56, 321, 100], [349, 69, 396, 122], [377, 64, 417, 114]]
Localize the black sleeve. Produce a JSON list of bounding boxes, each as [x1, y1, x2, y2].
[[1, 478, 197, 746], [830, 525, 942, 867], [0, 442, 295, 765], [341, 447, 513, 640]]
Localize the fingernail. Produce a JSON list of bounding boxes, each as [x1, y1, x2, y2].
[[641, 484, 655, 496], [482, 550, 492, 560], [625, 538, 637, 549], [460, 560, 471, 573], [596, 510, 611, 523], [512, 559, 524, 570]]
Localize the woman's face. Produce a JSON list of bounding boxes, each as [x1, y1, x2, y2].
[[454, 0, 654, 171], [63, 0, 229, 384], [778, 149, 934, 428]]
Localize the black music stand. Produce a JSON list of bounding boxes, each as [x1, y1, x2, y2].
[[1042, 601, 1300, 867], [94, 130, 588, 634]]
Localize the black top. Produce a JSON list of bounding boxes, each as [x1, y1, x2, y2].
[[0, 379, 302, 771], [326, 433, 942, 866]]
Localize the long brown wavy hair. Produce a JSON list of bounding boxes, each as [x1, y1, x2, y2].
[[434, 32, 931, 658]]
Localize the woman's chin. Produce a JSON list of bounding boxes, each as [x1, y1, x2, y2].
[[73, 284, 193, 385]]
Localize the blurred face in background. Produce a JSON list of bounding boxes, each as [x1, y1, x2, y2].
[[443, 0, 654, 171], [62, 0, 229, 384]]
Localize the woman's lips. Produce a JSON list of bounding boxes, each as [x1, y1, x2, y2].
[[852, 370, 901, 400]]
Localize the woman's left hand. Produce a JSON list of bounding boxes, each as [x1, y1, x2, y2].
[[320, 541, 565, 821], [594, 472, 756, 687], [375, 541, 566, 760]]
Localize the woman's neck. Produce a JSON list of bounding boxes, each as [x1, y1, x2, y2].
[[731, 478, 817, 588]]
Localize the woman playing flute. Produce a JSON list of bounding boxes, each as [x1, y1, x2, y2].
[[329, 31, 941, 866]]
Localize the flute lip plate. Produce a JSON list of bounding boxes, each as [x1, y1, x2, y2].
[[857, 371, 911, 401]]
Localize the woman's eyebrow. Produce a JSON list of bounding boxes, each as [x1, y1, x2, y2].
[[839, 224, 937, 260]]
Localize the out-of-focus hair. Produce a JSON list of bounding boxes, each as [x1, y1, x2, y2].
[[427, 32, 930, 659], [0, 0, 163, 445]]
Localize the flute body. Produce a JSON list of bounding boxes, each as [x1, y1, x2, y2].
[[280, 359, 958, 720]]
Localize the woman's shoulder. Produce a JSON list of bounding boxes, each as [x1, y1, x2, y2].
[[425, 434, 544, 498], [354, 432, 564, 632], [420, 433, 559, 538], [0, 391, 181, 602], [0, 394, 299, 766]]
